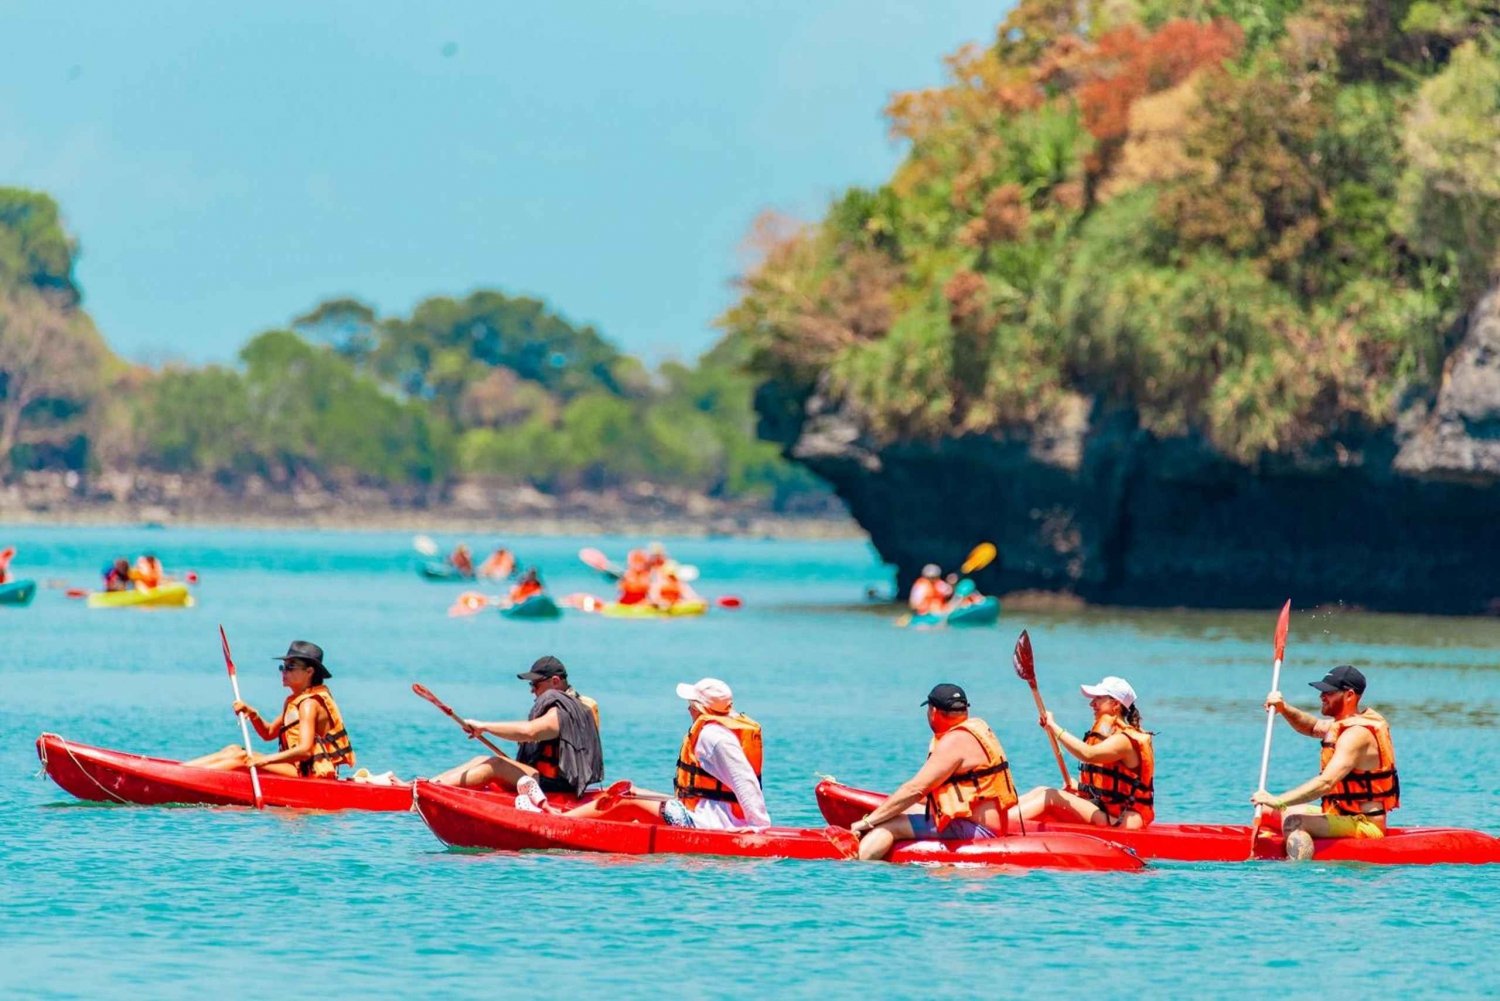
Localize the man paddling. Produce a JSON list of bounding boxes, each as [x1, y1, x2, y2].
[[849, 683, 1017, 860], [431, 656, 603, 802], [1251, 665, 1400, 861]]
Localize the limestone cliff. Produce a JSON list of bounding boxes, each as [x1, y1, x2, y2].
[[761, 286, 1500, 614]]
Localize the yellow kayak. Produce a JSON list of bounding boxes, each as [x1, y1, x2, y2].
[[87, 583, 194, 609], [599, 600, 707, 619]]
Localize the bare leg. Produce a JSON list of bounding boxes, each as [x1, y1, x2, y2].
[[564, 785, 672, 821], [1007, 786, 1105, 827], [858, 813, 918, 861], [184, 745, 299, 776], [430, 754, 536, 789]]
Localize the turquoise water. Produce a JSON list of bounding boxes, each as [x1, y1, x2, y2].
[[3, 526, 1499, 998]]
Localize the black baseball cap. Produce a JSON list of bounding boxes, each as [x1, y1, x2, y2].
[[921, 683, 970, 712], [1310, 664, 1365, 696], [517, 655, 568, 682]]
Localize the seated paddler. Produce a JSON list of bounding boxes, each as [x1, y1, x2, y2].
[[1251, 665, 1399, 861], [1009, 675, 1155, 829], [430, 656, 603, 802], [849, 683, 1017, 860], [187, 640, 355, 778]]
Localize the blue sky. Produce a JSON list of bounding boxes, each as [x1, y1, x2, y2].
[[0, 2, 1006, 366]]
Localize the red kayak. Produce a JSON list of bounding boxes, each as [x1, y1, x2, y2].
[[36, 733, 414, 812], [816, 780, 1500, 866], [413, 780, 1144, 870]]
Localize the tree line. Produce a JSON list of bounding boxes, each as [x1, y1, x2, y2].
[[0, 189, 822, 506], [720, 0, 1500, 463]]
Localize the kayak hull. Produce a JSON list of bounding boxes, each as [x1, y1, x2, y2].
[[0, 578, 36, 606], [599, 600, 708, 619], [907, 595, 1000, 628], [501, 594, 561, 620], [35, 733, 412, 811], [419, 561, 472, 581], [85, 583, 193, 609], [413, 780, 1143, 871], [815, 780, 1500, 865]]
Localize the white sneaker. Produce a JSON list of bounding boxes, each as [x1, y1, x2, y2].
[[516, 775, 549, 810], [514, 793, 541, 813]]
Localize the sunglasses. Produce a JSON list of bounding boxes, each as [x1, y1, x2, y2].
[[279, 661, 314, 673]]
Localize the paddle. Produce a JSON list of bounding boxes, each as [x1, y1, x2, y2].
[[1013, 630, 1074, 791], [448, 591, 506, 617], [714, 595, 742, 609], [413, 534, 439, 557], [960, 542, 997, 575], [579, 547, 623, 581], [218, 625, 264, 810], [411, 683, 520, 764], [1250, 599, 1293, 853]]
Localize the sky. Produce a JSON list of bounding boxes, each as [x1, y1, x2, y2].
[[0, 1, 1007, 366]]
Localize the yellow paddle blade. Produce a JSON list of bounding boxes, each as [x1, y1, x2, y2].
[[961, 542, 997, 575]]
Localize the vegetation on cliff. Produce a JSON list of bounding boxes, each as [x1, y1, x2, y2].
[[0, 190, 821, 505], [721, 1, 1500, 462]]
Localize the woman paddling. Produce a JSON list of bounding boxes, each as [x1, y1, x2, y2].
[[187, 640, 356, 778], [1008, 676, 1155, 830]]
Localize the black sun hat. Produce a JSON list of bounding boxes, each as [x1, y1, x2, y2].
[[1310, 664, 1365, 696], [273, 640, 331, 682]]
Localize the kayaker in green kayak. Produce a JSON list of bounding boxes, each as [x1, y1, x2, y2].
[[0, 546, 13, 584], [430, 656, 603, 800], [186, 640, 357, 778], [849, 683, 1019, 860], [506, 567, 546, 606], [1251, 665, 1401, 860]]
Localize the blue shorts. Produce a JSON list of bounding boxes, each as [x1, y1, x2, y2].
[[907, 814, 995, 840]]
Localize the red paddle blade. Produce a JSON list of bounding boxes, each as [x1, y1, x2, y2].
[[715, 595, 742, 609], [1013, 630, 1035, 682], [825, 826, 860, 859], [218, 625, 236, 677], [1273, 599, 1291, 662], [579, 547, 610, 571], [412, 682, 440, 706]]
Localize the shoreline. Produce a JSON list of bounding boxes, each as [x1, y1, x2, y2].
[[0, 503, 865, 541]]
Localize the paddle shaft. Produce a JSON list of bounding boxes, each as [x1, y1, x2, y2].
[[412, 685, 520, 762], [1250, 653, 1285, 839], [1029, 681, 1074, 791], [219, 626, 263, 809]]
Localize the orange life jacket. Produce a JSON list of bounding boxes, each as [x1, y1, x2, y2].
[[1078, 714, 1155, 826], [1320, 710, 1400, 816], [133, 556, 163, 590], [654, 575, 683, 606], [618, 568, 650, 604], [276, 685, 355, 778], [509, 579, 544, 604], [925, 717, 1017, 830], [909, 578, 952, 615], [529, 691, 601, 781], [673, 712, 763, 818]]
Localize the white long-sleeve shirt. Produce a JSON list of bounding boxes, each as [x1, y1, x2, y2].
[[686, 721, 771, 830]]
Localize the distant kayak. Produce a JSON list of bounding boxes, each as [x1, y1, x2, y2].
[[501, 594, 561, 620], [412, 780, 1143, 871], [35, 733, 412, 811], [905, 596, 1000, 628], [0, 579, 37, 606], [86, 583, 193, 609], [816, 780, 1500, 866], [419, 561, 473, 581], [600, 599, 708, 619]]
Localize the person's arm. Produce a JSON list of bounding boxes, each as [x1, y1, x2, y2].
[[853, 734, 970, 830], [1041, 712, 1134, 765], [1265, 691, 1329, 737], [250, 699, 321, 768], [462, 707, 560, 743], [1252, 727, 1373, 810], [697, 726, 771, 827], [235, 700, 281, 741]]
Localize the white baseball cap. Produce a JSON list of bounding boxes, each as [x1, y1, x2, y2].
[[1080, 676, 1136, 708], [676, 677, 733, 713]]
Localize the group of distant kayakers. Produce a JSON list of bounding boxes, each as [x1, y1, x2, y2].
[[443, 543, 517, 580], [194, 635, 1397, 860], [907, 562, 992, 617]]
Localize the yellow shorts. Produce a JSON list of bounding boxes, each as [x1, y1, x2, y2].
[[1323, 813, 1385, 839]]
